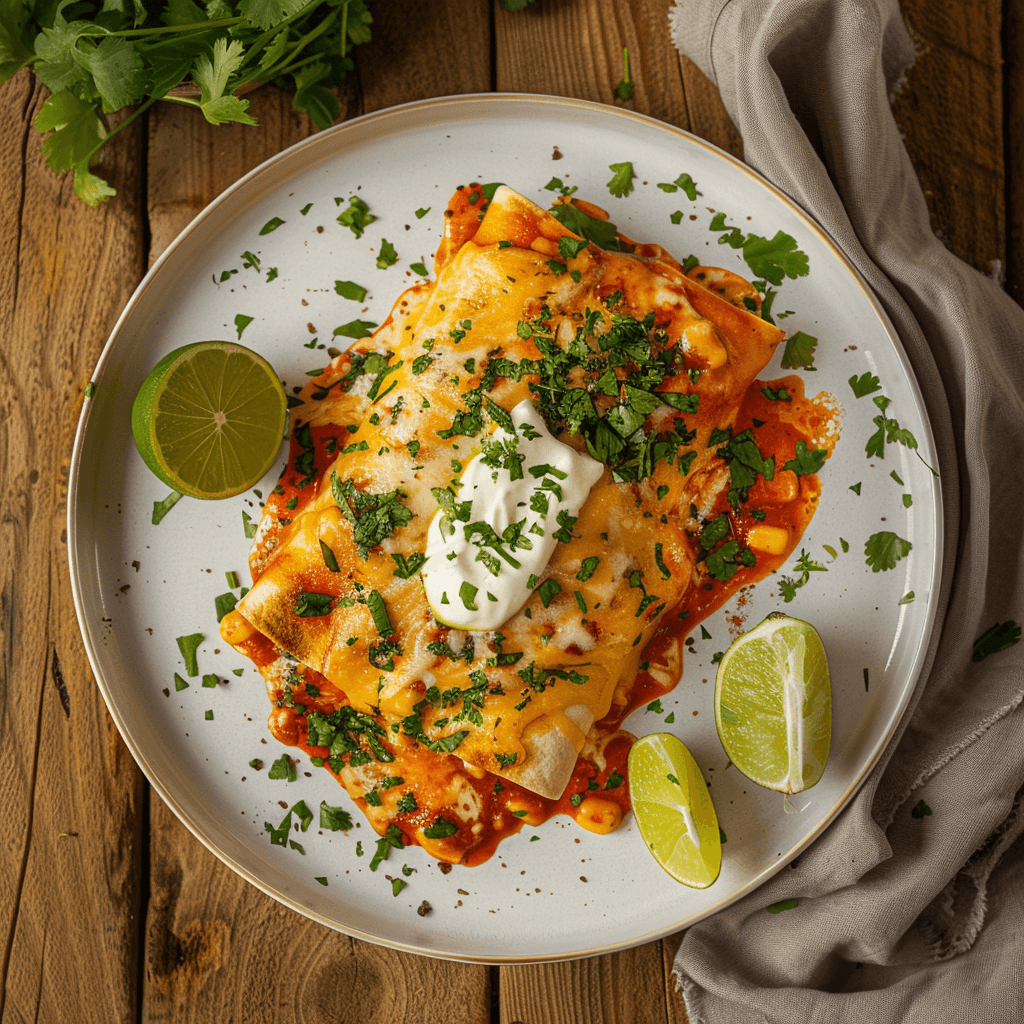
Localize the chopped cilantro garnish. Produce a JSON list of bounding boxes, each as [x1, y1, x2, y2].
[[337, 196, 376, 238], [331, 471, 412, 558], [152, 490, 183, 525], [784, 439, 828, 477], [294, 592, 335, 617], [320, 540, 341, 573], [423, 816, 457, 839], [234, 313, 253, 339], [259, 216, 285, 235], [606, 162, 634, 198], [268, 754, 297, 782], [778, 549, 827, 602], [538, 579, 561, 607], [391, 553, 427, 579], [972, 622, 1021, 662], [335, 280, 367, 301], [175, 633, 204, 676], [333, 319, 378, 340], [376, 238, 398, 269]]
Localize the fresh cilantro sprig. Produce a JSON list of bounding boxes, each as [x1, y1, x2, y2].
[[865, 395, 918, 459], [709, 213, 810, 285], [18, 0, 376, 205], [778, 549, 827, 602]]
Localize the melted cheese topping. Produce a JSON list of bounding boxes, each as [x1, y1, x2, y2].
[[220, 184, 841, 864]]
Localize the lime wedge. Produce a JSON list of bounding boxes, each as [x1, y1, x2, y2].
[[715, 612, 831, 794], [628, 733, 721, 888], [131, 341, 286, 500]]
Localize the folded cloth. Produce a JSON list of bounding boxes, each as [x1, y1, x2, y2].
[[668, 1, 1024, 1021]]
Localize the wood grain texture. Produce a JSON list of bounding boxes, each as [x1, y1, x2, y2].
[[142, 797, 491, 1023], [499, 941, 673, 1024], [1007, 0, 1024, 304], [357, 0, 491, 111], [893, 0, 1005, 276], [0, 69, 147, 1024], [147, 86, 348, 265]]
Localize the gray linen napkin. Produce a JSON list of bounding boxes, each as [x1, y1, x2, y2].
[[667, 1, 1024, 1020]]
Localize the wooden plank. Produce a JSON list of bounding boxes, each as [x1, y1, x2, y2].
[[499, 943, 673, 1024], [892, 0, 1005, 275], [495, 0, 689, 129], [143, 798, 492, 1023], [661, 933, 690, 1024], [0, 70, 147, 1023], [147, 85, 348, 264], [142, 7, 494, 1019], [358, 0, 492, 112], [1007, 0, 1024, 305]]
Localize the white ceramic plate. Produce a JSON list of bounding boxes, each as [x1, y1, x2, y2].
[[69, 94, 942, 962]]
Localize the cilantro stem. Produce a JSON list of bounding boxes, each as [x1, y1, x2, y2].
[[104, 17, 244, 38], [86, 94, 162, 163], [236, 0, 324, 71], [254, 50, 325, 84]]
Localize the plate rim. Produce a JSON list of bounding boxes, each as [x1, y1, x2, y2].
[[68, 91, 944, 963]]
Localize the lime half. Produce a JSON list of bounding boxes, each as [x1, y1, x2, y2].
[[131, 341, 287, 500], [628, 733, 722, 888], [715, 612, 831, 794]]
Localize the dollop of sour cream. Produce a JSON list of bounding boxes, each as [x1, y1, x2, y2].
[[423, 400, 604, 631]]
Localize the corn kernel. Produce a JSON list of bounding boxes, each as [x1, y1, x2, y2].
[[575, 796, 623, 835], [746, 524, 789, 555]]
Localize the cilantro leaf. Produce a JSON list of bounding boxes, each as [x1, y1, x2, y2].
[[548, 203, 621, 251], [267, 753, 297, 781], [238, 0, 308, 32], [335, 280, 367, 302], [175, 632, 204, 676], [784, 439, 828, 477], [864, 531, 912, 573], [337, 196, 376, 238], [191, 39, 258, 126], [606, 162, 635, 198], [674, 172, 697, 201], [33, 90, 116, 206], [742, 231, 809, 284], [849, 372, 882, 398], [319, 801, 353, 831], [376, 238, 398, 269], [780, 331, 817, 370], [972, 622, 1021, 662], [334, 319, 378, 340]]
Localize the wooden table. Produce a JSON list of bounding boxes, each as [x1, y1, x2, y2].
[[1, 0, 1020, 1020]]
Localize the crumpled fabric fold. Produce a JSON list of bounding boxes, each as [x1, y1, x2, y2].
[[667, 2, 1024, 1021]]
